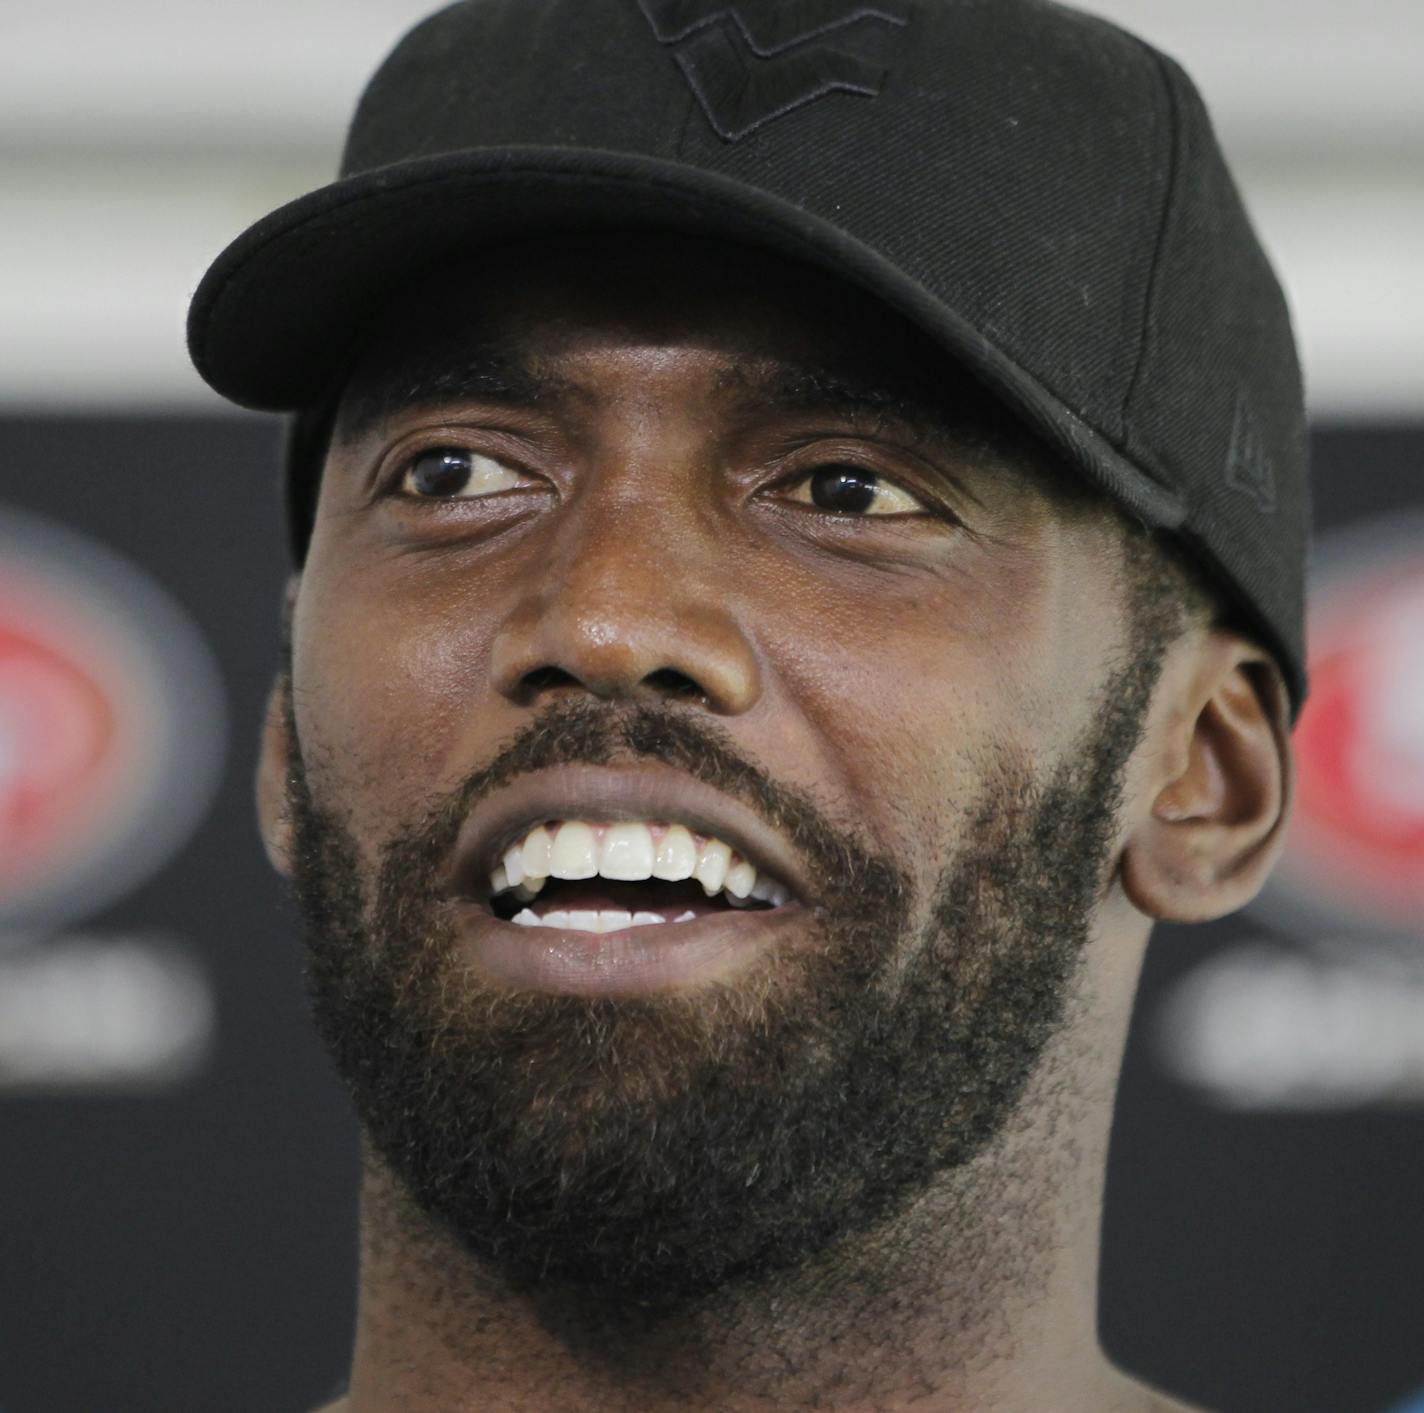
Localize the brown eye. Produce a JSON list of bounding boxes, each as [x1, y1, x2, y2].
[[399, 447, 522, 499], [794, 466, 927, 516]]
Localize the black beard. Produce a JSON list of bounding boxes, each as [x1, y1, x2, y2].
[[285, 650, 1157, 1322]]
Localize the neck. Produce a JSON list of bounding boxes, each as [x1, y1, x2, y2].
[[336, 957, 1146, 1413]]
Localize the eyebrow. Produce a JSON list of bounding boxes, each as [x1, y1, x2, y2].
[[719, 362, 1001, 448], [332, 342, 563, 447]]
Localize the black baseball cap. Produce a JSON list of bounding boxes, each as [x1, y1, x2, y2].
[[187, 0, 1311, 720]]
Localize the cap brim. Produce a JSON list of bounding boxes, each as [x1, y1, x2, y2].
[[189, 145, 1189, 532]]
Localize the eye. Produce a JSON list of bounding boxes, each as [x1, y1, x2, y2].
[[398, 446, 523, 499], [786, 465, 929, 517]]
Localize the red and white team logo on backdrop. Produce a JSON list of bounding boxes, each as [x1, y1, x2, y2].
[[0, 507, 225, 934], [1265, 513, 1424, 938]]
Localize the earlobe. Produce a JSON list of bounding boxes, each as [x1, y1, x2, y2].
[[256, 674, 296, 878], [1120, 635, 1294, 925]]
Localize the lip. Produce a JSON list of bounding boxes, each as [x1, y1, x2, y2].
[[448, 763, 814, 906], [450, 895, 806, 996]]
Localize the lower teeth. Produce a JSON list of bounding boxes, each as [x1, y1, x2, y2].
[[511, 908, 699, 931]]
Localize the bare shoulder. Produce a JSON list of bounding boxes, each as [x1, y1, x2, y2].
[[1139, 1376, 1214, 1413], [1104, 1364, 1215, 1413]]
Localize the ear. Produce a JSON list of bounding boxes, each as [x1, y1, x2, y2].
[[1119, 629, 1295, 924], [256, 579, 300, 878], [256, 675, 295, 878]]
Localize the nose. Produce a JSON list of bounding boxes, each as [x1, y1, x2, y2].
[[488, 484, 763, 715]]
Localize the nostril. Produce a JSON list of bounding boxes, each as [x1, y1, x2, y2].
[[523, 666, 579, 693], [518, 666, 703, 702], [645, 668, 704, 701]]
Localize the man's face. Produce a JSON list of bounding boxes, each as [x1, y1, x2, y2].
[[278, 233, 1164, 1314]]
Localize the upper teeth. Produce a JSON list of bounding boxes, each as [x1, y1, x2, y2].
[[488, 820, 791, 907]]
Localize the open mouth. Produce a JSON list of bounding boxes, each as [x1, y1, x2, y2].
[[478, 819, 795, 934]]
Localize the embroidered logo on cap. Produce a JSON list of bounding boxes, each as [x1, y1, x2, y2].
[[1225, 393, 1278, 515], [638, 0, 912, 142]]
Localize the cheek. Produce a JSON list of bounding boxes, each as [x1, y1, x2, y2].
[[760, 547, 1057, 885], [292, 560, 493, 835]]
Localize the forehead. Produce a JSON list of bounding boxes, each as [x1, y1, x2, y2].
[[335, 232, 970, 420]]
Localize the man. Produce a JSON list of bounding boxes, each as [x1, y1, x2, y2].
[[187, 1, 1308, 1408]]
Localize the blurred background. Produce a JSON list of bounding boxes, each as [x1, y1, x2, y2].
[[1, 2, 1421, 1410]]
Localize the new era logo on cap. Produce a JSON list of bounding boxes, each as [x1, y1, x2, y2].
[[1226, 393, 1278, 515], [637, 0, 912, 141]]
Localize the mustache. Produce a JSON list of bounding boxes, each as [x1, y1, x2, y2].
[[284, 681, 908, 919]]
